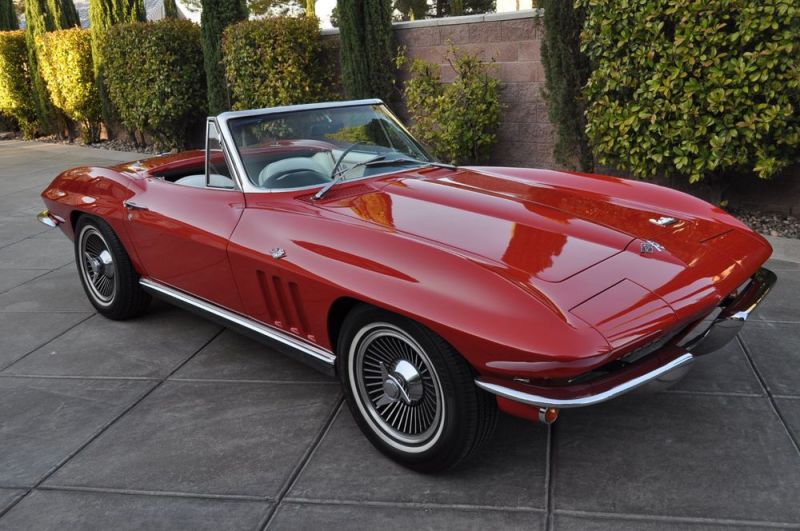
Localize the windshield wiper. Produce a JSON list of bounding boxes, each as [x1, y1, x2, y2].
[[372, 157, 458, 171], [313, 155, 386, 200], [312, 156, 456, 201]]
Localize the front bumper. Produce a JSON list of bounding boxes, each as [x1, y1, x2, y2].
[[37, 209, 63, 228], [475, 267, 776, 410]]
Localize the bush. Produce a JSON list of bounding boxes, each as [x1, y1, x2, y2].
[[37, 28, 102, 143], [579, 0, 800, 198], [222, 17, 334, 110], [400, 47, 502, 165], [0, 30, 36, 138], [103, 19, 206, 149]]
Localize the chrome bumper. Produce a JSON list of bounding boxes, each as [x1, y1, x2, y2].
[[37, 209, 63, 228], [476, 267, 776, 409]]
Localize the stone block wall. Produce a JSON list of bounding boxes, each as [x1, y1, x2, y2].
[[323, 10, 555, 169]]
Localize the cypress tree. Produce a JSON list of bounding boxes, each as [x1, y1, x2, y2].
[[337, 0, 393, 102], [89, 0, 146, 136], [164, 0, 179, 18], [0, 0, 18, 30], [25, 0, 79, 135], [201, 0, 248, 115], [540, 0, 593, 171]]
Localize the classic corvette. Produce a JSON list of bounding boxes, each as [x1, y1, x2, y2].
[[38, 99, 775, 471]]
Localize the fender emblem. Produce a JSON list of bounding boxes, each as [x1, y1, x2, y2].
[[640, 240, 665, 254], [270, 248, 286, 259]]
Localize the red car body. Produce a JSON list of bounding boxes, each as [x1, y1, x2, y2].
[[38, 101, 775, 427]]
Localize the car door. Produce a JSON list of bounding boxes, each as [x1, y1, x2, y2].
[[124, 121, 246, 312]]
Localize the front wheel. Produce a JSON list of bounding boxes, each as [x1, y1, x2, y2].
[[74, 216, 150, 320], [337, 305, 497, 472]]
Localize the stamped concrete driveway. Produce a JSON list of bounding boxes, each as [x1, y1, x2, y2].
[[0, 140, 799, 530]]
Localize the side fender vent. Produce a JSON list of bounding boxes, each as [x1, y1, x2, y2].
[[256, 270, 308, 336]]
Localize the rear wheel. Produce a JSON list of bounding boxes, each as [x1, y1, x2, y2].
[[74, 216, 150, 320], [338, 305, 497, 472]]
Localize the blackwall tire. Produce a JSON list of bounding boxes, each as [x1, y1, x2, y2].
[[74, 216, 150, 320]]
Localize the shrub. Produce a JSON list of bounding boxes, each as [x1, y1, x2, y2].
[[0, 0, 18, 30], [37, 28, 102, 143], [337, 0, 394, 102], [89, 0, 147, 134], [103, 19, 206, 149], [201, 0, 247, 115], [222, 17, 333, 110], [541, 0, 592, 171], [400, 47, 502, 165], [25, 0, 80, 136], [0, 30, 36, 137], [579, 0, 800, 199]]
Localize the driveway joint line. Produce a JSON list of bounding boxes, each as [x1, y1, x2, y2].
[[664, 389, 764, 398], [281, 497, 547, 513], [34, 484, 271, 503], [0, 327, 225, 520], [554, 508, 800, 528], [166, 377, 338, 385], [0, 312, 96, 372], [544, 422, 556, 531], [260, 397, 344, 530], [0, 374, 160, 381], [0, 261, 78, 297], [737, 335, 800, 457]]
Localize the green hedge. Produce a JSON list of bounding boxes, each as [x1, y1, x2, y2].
[[37, 28, 102, 143], [400, 47, 502, 165], [579, 0, 800, 191], [103, 19, 206, 148], [222, 17, 334, 110], [0, 30, 36, 138]]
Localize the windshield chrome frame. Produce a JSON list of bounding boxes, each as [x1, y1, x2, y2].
[[214, 99, 431, 194]]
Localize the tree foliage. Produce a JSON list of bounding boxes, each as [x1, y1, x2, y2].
[[337, 0, 394, 102], [0, 0, 18, 30], [25, 0, 80, 135], [103, 19, 206, 149], [89, 0, 146, 135], [163, 0, 178, 17], [201, 0, 248, 115], [222, 16, 333, 110], [0, 30, 36, 137], [579, 0, 800, 195], [400, 47, 502, 165], [540, 0, 592, 171], [37, 28, 102, 142]]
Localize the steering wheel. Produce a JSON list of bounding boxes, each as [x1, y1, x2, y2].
[[261, 168, 330, 189]]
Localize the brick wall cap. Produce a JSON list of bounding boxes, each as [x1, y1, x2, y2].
[[321, 8, 542, 35]]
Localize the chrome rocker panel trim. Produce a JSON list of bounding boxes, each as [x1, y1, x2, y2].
[[475, 352, 695, 409], [139, 278, 336, 375], [476, 267, 776, 409]]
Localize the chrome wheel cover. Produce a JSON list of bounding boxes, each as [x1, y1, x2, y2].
[[78, 226, 116, 306], [349, 322, 445, 453]]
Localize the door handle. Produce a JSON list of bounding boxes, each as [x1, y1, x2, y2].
[[123, 200, 148, 211]]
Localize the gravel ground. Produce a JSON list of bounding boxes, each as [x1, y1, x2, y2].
[[732, 209, 800, 240], [33, 134, 162, 155]]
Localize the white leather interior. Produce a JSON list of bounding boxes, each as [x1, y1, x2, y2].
[[175, 174, 234, 188]]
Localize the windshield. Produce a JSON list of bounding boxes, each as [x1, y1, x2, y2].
[[227, 104, 433, 190]]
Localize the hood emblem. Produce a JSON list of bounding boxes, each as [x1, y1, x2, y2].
[[640, 240, 665, 254], [649, 216, 678, 227]]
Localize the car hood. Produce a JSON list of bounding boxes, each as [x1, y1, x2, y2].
[[315, 167, 731, 283]]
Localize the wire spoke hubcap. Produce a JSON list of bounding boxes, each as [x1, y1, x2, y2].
[[352, 324, 444, 449], [79, 227, 116, 304]]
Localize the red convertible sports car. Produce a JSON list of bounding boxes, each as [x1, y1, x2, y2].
[[38, 99, 775, 471]]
